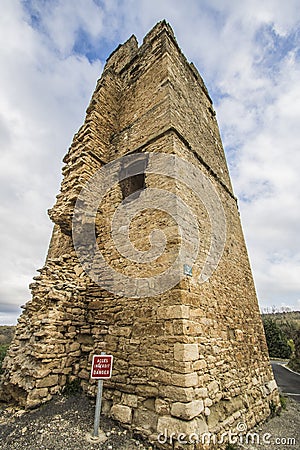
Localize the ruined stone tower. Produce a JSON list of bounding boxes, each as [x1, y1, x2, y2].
[[1, 21, 279, 448]]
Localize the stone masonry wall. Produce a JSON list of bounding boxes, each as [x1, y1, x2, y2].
[[1, 21, 279, 449]]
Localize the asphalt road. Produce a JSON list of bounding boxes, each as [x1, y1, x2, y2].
[[271, 360, 300, 402]]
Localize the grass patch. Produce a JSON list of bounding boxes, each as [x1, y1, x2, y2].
[[0, 344, 9, 374]]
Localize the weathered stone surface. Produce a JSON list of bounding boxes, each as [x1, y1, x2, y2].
[[133, 408, 158, 432], [162, 386, 194, 403], [155, 398, 170, 415], [121, 393, 138, 407], [171, 400, 204, 420], [172, 372, 198, 387], [174, 343, 199, 362], [195, 387, 208, 398], [207, 380, 219, 395], [0, 19, 280, 449], [111, 404, 132, 424]]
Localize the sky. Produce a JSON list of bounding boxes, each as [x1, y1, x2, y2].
[[0, 0, 300, 324]]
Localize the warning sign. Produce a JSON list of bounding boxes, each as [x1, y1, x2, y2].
[[91, 354, 113, 379]]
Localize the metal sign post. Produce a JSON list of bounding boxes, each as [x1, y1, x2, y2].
[[94, 378, 103, 437], [90, 352, 113, 438]]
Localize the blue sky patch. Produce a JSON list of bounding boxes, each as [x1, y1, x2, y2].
[[73, 28, 115, 63]]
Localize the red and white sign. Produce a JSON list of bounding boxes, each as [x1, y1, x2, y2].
[[91, 354, 113, 379]]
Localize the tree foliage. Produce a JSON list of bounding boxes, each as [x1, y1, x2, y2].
[[288, 329, 300, 372]]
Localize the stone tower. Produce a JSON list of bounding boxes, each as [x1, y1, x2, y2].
[[1, 21, 279, 448]]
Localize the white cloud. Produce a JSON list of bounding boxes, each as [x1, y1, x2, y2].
[[0, 0, 300, 323], [0, 0, 102, 324], [223, 42, 300, 311]]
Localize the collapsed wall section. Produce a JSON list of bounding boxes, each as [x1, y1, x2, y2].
[[0, 18, 181, 411]]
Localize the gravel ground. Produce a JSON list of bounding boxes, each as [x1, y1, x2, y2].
[[236, 396, 300, 450], [0, 393, 157, 450], [0, 393, 299, 449]]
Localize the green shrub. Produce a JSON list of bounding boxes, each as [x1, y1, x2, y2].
[[263, 318, 292, 358], [279, 394, 287, 410], [226, 444, 238, 450]]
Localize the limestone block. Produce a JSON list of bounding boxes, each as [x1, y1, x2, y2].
[[174, 343, 199, 362], [111, 404, 132, 424], [173, 361, 193, 374], [25, 397, 44, 409], [136, 384, 158, 397], [171, 400, 204, 420], [206, 355, 215, 365], [47, 290, 66, 302], [172, 372, 198, 387], [265, 379, 277, 393], [223, 396, 243, 414], [121, 393, 138, 407], [212, 345, 220, 354], [68, 350, 81, 357], [50, 385, 61, 395], [133, 408, 158, 431], [204, 398, 212, 407], [195, 387, 208, 398], [161, 385, 194, 402], [67, 342, 80, 352], [155, 398, 170, 415], [34, 368, 51, 378], [109, 326, 131, 337], [78, 369, 90, 380], [233, 410, 241, 420], [173, 319, 203, 336], [148, 367, 171, 384], [215, 392, 222, 402], [157, 415, 208, 437], [77, 334, 94, 344], [157, 305, 190, 319], [207, 380, 219, 394]]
